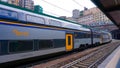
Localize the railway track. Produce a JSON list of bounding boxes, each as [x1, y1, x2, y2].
[[31, 41, 119, 68], [16, 41, 120, 68], [60, 42, 119, 68]]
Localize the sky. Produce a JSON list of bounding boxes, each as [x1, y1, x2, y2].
[[34, 0, 96, 17]]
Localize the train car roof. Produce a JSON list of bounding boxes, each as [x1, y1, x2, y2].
[[0, 1, 91, 30]]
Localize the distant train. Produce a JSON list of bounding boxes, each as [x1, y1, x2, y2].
[[0, 2, 112, 64]]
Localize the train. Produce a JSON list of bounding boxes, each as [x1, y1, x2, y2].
[[0, 2, 112, 65]]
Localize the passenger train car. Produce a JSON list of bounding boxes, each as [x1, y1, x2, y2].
[[0, 2, 112, 65]]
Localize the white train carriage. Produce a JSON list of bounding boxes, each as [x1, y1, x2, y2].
[[101, 31, 112, 43], [0, 2, 92, 64], [0, 1, 112, 64]]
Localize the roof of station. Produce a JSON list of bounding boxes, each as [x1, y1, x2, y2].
[[92, 0, 120, 29]]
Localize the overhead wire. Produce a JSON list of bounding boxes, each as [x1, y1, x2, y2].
[[42, 0, 71, 13], [44, 10, 61, 16], [41, 0, 88, 16], [72, 0, 87, 9]]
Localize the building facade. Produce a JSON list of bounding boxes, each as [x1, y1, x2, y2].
[[19, 0, 34, 10], [81, 7, 112, 26], [8, 0, 19, 6], [67, 7, 118, 32], [77, 14, 94, 25], [6, 0, 34, 10], [72, 9, 80, 19]]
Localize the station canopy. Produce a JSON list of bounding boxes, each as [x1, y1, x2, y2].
[[92, 0, 120, 29]]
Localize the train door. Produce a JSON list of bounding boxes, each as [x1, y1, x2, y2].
[[66, 34, 73, 51]]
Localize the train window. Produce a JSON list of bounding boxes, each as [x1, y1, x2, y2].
[[94, 34, 99, 38], [81, 33, 85, 38], [75, 32, 84, 39], [53, 39, 65, 48], [86, 34, 90, 38], [86, 34, 88, 38], [68, 36, 71, 45], [0, 42, 2, 54], [49, 20, 62, 27], [26, 15, 45, 24], [0, 8, 18, 20], [0, 41, 8, 55], [9, 40, 33, 53], [39, 40, 53, 49]]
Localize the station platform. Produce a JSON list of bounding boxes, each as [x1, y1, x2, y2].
[[98, 43, 120, 68]]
